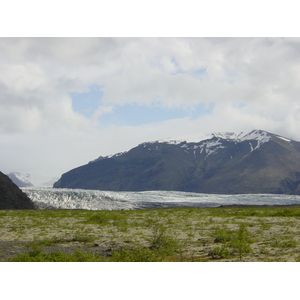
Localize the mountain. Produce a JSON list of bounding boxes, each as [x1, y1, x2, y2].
[[53, 130, 300, 194], [7, 172, 34, 188], [0, 171, 35, 209]]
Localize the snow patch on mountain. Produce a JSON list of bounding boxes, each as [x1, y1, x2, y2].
[[157, 139, 184, 145], [238, 130, 271, 143], [238, 130, 272, 151], [7, 172, 34, 187], [212, 132, 241, 140], [211, 129, 271, 144], [276, 135, 291, 143], [248, 142, 253, 152], [201, 139, 225, 159], [141, 139, 184, 146], [149, 132, 213, 144], [89, 151, 129, 163], [210, 130, 272, 151], [89, 130, 274, 165], [154, 130, 272, 145], [143, 130, 274, 159]]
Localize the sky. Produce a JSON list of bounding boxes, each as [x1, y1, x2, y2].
[[1, 37, 300, 185], [1, 1, 300, 186]]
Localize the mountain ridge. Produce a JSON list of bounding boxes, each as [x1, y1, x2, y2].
[[53, 130, 300, 194], [0, 171, 35, 209]]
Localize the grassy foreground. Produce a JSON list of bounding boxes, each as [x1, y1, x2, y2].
[[1, 206, 300, 261]]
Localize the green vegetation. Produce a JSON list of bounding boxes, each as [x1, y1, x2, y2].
[[209, 224, 252, 260], [10, 247, 104, 262], [1, 205, 300, 262], [229, 224, 252, 260]]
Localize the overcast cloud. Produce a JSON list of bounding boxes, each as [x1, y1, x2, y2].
[[1, 37, 300, 185]]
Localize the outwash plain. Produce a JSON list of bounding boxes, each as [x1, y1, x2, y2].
[[2, 206, 300, 262]]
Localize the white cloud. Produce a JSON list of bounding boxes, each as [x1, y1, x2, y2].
[[92, 105, 114, 121], [0, 105, 42, 133], [1, 37, 300, 184]]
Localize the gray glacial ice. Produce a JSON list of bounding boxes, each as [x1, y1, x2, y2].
[[21, 187, 300, 210]]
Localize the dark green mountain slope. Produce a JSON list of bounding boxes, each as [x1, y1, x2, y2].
[[0, 171, 35, 209], [53, 130, 300, 194], [197, 138, 300, 194]]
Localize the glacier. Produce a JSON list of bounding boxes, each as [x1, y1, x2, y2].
[[22, 187, 300, 210]]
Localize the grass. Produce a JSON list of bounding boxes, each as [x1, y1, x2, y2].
[[10, 247, 105, 262], [1, 206, 300, 261]]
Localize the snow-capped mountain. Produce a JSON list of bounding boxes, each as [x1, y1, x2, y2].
[[90, 130, 271, 162], [7, 172, 34, 188], [54, 130, 300, 194], [154, 129, 271, 145]]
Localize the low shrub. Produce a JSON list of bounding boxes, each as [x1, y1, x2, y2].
[[148, 225, 181, 256], [229, 224, 252, 260], [209, 245, 231, 259], [213, 227, 233, 243]]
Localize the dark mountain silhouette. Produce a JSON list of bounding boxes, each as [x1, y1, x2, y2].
[[0, 171, 35, 209]]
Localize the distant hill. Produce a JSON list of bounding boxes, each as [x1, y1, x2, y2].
[[0, 171, 35, 209], [7, 172, 34, 187], [53, 130, 300, 194]]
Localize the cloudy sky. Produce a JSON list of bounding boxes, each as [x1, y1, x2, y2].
[[1, 37, 300, 185]]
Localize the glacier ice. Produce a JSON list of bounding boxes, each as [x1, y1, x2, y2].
[[21, 187, 300, 211]]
